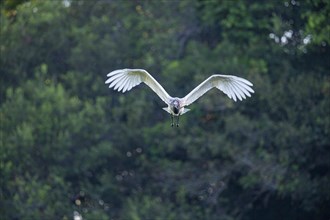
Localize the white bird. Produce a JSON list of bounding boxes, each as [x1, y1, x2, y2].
[[105, 69, 254, 127]]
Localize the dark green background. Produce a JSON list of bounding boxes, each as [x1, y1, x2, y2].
[[1, 0, 329, 219]]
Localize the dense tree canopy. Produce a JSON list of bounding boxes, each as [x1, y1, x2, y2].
[[1, 0, 329, 219]]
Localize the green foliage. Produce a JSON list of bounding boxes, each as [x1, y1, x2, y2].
[[304, 0, 330, 45], [122, 196, 177, 220], [1, 67, 111, 219], [1, 0, 329, 219]]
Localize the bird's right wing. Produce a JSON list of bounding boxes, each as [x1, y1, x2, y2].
[[182, 74, 254, 106], [105, 69, 171, 104]]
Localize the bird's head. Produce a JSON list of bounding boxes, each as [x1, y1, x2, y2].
[[172, 100, 179, 108], [170, 99, 181, 115]]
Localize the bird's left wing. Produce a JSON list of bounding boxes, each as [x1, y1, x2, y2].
[[105, 69, 171, 104], [182, 74, 254, 106]]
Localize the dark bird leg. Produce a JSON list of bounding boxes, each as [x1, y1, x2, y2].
[[176, 114, 180, 127], [171, 114, 174, 127]]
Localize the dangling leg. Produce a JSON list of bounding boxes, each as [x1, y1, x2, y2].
[[176, 114, 180, 127], [171, 114, 174, 127]]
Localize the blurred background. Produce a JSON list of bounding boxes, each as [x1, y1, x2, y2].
[[1, 0, 329, 219]]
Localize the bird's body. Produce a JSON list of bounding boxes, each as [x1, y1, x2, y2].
[[105, 69, 254, 126], [163, 98, 187, 116]]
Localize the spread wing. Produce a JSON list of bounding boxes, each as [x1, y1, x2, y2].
[[182, 74, 254, 106], [105, 69, 171, 104]]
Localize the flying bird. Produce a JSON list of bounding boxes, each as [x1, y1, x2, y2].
[[105, 69, 254, 127]]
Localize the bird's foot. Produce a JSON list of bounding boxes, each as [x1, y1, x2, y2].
[[176, 124, 179, 127], [171, 123, 174, 127]]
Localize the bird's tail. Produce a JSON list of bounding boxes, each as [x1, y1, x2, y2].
[[162, 107, 190, 115]]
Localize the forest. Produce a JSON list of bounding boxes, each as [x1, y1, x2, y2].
[[1, 0, 329, 219]]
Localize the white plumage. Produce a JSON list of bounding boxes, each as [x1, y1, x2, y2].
[[106, 69, 170, 103], [105, 68, 254, 126]]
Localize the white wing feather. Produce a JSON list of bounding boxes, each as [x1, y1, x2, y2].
[[182, 75, 254, 106], [105, 69, 171, 104]]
